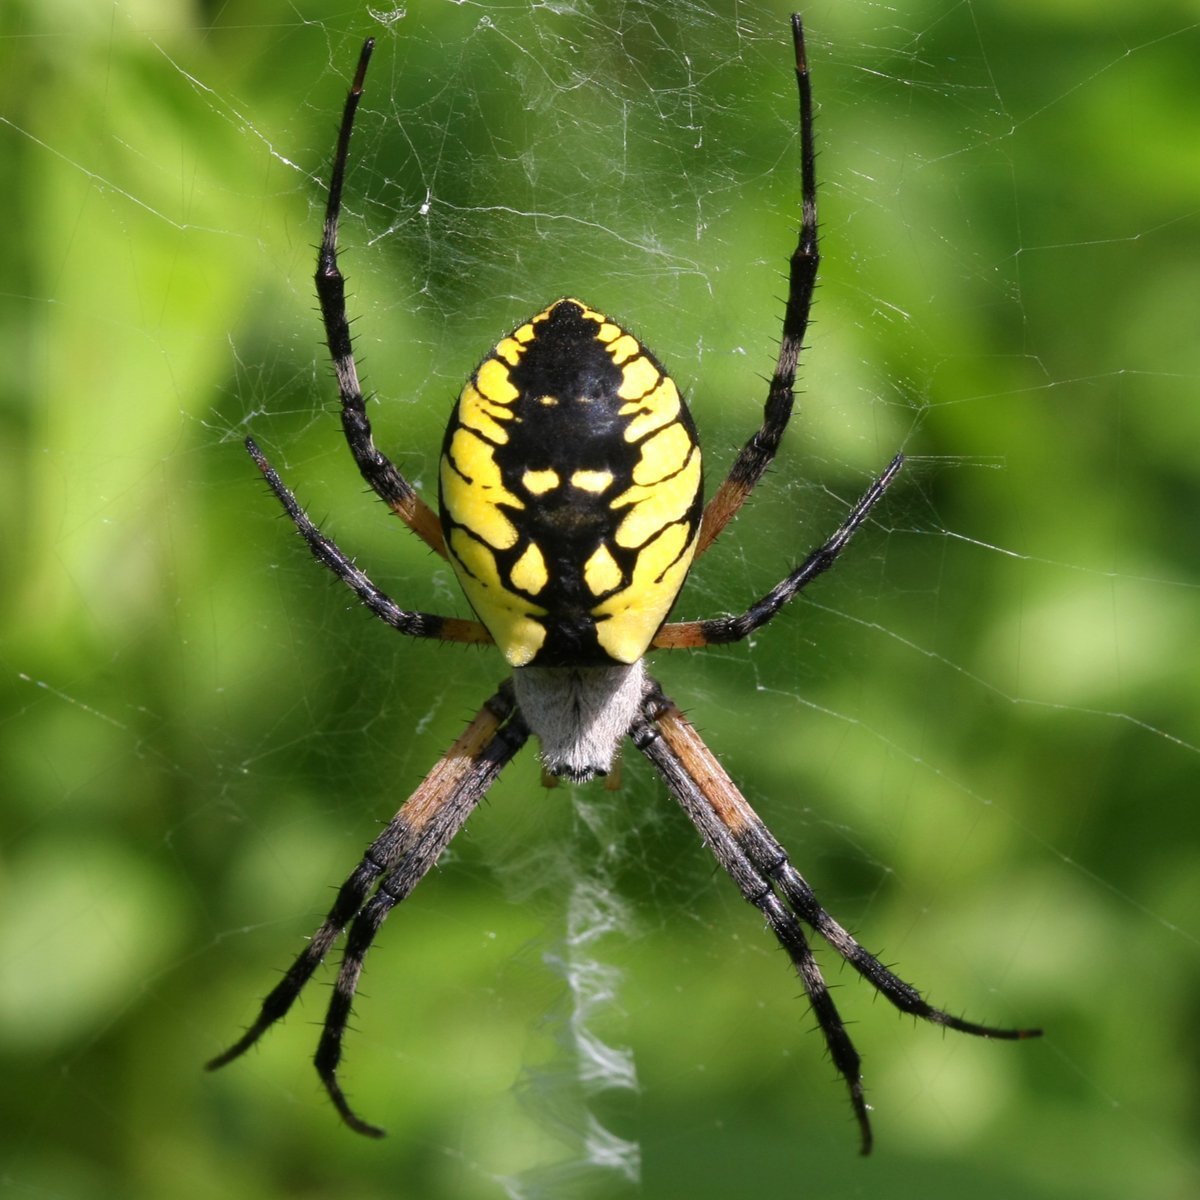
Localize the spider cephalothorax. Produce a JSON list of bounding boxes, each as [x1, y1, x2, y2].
[[208, 17, 1040, 1152]]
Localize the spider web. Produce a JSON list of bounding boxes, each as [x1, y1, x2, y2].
[[2, 1, 1199, 1198]]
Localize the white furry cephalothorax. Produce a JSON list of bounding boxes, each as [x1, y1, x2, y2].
[[511, 661, 647, 782]]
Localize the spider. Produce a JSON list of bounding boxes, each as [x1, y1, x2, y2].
[[208, 15, 1041, 1153]]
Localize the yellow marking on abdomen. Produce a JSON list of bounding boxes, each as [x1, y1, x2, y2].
[[608, 334, 640, 365], [459, 382, 514, 444], [522, 468, 560, 495], [476, 357, 519, 404], [617, 355, 660, 400], [633, 422, 693, 485], [622, 377, 681, 442], [583, 544, 623, 596], [594, 522, 698, 662], [447, 528, 547, 668], [511, 543, 549, 594], [570, 469, 613, 493], [613, 445, 701, 549], [495, 337, 524, 366]]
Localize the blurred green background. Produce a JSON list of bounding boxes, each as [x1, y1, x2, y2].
[[2, 0, 1198, 1197]]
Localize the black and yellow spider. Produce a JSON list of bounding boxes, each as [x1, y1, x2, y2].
[[208, 16, 1040, 1153]]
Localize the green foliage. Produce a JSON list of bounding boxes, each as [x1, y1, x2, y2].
[[2, 1, 1197, 1197]]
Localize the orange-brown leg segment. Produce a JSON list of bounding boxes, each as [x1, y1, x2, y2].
[[207, 685, 529, 1137], [631, 682, 1041, 1154]]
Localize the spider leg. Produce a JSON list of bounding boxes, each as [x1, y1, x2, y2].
[[207, 685, 530, 1139], [757, 848, 1042, 1040], [247, 437, 491, 646], [696, 13, 819, 557], [315, 37, 446, 557], [632, 683, 1041, 1154], [315, 692, 530, 1137], [653, 452, 902, 649], [630, 685, 873, 1152]]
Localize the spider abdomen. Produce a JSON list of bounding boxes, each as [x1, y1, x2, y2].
[[439, 299, 703, 668]]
